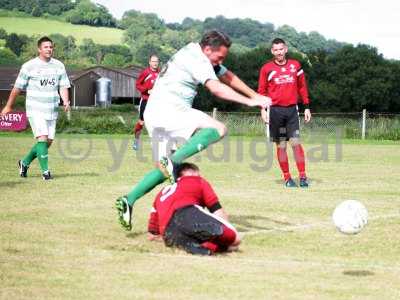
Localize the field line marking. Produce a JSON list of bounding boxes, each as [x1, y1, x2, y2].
[[241, 213, 400, 236], [145, 252, 400, 272]]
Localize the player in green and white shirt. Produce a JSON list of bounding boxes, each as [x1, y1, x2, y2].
[[116, 30, 272, 231], [1, 36, 70, 180]]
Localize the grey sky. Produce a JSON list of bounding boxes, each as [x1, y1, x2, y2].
[[94, 0, 400, 59]]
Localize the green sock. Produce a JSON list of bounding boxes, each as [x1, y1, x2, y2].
[[171, 128, 221, 163], [36, 141, 49, 173], [22, 144, 37, 167], [127, 168, 166, 206]]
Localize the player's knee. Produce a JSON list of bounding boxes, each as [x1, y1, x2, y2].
[[37, 136, 48, 143], [276, 141, 287, 150], [289, 138, 300, 147]]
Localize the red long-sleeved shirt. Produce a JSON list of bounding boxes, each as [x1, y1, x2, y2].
[[258, 59, 310, 107], [135, 67, 159, 100], [148, 176, 219, 236]]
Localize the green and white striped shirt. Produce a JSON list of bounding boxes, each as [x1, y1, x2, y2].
[[15, 57, 70, 120]]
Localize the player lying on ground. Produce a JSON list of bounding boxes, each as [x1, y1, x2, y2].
[[116, 30, 271, 231], [147, 162, 240, 255]]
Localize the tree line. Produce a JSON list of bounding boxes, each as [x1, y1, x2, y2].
[[0, 4, 399, 112], [0, 0, 116, 27]]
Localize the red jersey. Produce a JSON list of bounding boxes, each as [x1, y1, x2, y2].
[[135, 67, 159, 100], [258, 59, 310, 107], [148, 176, 219, 236]]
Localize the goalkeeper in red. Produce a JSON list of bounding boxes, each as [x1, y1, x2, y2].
[[258, 38, 311, 188], [147, 162, 240, 255]]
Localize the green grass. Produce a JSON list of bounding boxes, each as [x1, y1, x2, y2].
[[0, 16, 123, 45], [1, 135, 400, 299]]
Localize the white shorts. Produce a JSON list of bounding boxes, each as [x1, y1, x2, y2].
[[28, 117, 56, 139], [144, 107, 211, 160]]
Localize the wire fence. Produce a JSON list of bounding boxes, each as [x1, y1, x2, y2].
[[48, 107, 400, 140], [211, 110, 400, 140]]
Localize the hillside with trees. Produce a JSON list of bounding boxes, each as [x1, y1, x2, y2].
[[0, 2, 399, 112]]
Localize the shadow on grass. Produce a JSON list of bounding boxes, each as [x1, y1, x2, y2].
[[343, 270, 375, 276], [230, 214, 295, 232], [126, 230, 147, 239], [53, 172, 100, 178], [0, 181, 27, 188], [273, 177, 322, 186]]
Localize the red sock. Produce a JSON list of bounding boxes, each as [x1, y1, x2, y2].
[[292, 144, 306, 179], [201, 241, 219, 253], [134, 122, 143, 136], [277, 147, 291, 181]]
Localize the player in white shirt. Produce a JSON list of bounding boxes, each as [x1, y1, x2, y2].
[[1, 36, 70, 180], [116, 30, 271, 231]]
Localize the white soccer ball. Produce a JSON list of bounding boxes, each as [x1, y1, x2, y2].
[[332, 200, 368, 234]]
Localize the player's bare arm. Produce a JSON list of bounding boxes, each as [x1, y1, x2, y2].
[[205, 79, 269, 109], [304, 108, 312, 123], [60, 88, 70, 112], [220, 70, 272, 106], [1, 87, 22, 116], [219, 70, 256, 98]]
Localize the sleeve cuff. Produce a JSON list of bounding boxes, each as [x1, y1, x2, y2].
[[209, 201, 222, 213]]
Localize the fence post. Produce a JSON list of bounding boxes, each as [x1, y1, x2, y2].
[[212, 107, 217, 119], [361, 109, 367, 139]]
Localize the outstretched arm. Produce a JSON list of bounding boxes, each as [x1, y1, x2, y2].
[[219, 70, 257, 98], [205, 79, 270, 109]]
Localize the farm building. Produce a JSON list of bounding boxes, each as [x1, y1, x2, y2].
[[0, 65, 144, 108], [0, 67, 23, 108]]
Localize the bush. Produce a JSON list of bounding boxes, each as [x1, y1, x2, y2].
[[0, 48, 20, 65]]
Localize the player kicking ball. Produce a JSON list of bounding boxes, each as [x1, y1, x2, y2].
[[1, 36, 70, 180], [116, 30, 271, 231], [147, 163, 240, 255]]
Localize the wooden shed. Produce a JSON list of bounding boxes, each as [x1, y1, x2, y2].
[[0, 67, 22, 108], [69, 70, 101, 107], [83, 66, 142, 99]]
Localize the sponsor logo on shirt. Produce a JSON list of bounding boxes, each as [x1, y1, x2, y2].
[[40, 78, 56, 86], [274, 75, 295, 84]]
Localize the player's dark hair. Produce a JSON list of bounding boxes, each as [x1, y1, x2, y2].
[[37, 36, 53, 48], [149, 54, 159, 61], [176, 162, 200, 178], [200, 30, 232, 49], [271, 38, 286, 46]]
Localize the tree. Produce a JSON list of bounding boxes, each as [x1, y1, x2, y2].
[[5, 33, 29, 56], [102, 53, 126, 67], [48, 33, 76, 60], [0, 48, 20, 65], [66, 0, 116, 27], [0, 28, 7, 39]]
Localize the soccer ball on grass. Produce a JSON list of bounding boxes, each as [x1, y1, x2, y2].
[[332, 200, 368, 234]]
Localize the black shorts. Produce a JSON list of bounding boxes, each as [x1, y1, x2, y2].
[[164, 206, 225, 255], [139, 99, 147, 121], [269, 105, 300, 143]]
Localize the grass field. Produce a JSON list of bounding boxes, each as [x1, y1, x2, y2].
[[0, 16, 123, 45], [1, 134, 399, 299]]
